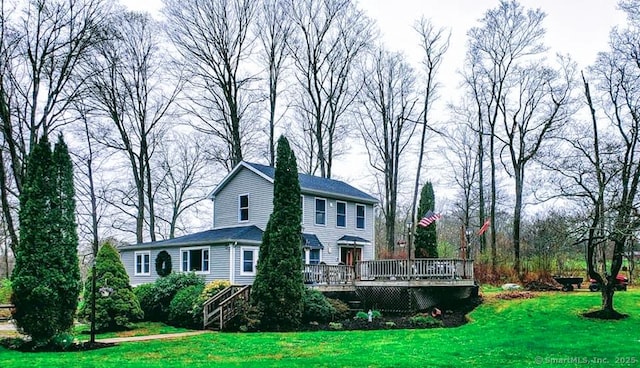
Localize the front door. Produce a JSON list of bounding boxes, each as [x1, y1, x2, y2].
[[340, 247, 362, 266]]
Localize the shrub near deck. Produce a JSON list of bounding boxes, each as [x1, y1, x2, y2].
[[0, 290, 638, 367]]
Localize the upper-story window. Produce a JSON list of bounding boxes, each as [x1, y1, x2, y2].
[[300, 195, 304, 223], [336, 201, 346, 227], [239, 194, 249, 222], [315, 198, 326, 225], [356, 204, 366, 229]]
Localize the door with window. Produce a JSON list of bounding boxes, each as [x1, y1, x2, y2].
[[340, 247, 362, 266]]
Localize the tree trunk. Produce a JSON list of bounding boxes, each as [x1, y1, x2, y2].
[[513, 170, 523, 276], [601, 282, 615, 313]]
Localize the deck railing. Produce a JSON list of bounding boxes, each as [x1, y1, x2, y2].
[[358, 259, 474, 281], [303, 263, 355, 285]]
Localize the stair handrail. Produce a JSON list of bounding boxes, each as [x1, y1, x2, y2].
[[203, 285, 241, 328], [218, 285, 251, 330]]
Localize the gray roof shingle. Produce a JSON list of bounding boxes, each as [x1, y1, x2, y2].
[[122, 225, 325, 250], [121, 225, 264, 249], [246, 162, 377, 203], [337, 235, 371, 244], [302, 233, 324, 249]]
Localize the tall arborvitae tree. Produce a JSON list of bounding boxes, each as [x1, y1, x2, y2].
[[11, 135, 81, 344], [414, 182, 438, 258], [78, 242, 143, 331], [251, 135, 304, 331]]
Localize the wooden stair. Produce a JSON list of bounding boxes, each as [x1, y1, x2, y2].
[[203, 285, 251, 330]]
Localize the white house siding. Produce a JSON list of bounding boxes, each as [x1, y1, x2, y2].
[[122, 245, 231, 286], [302, 196, 375, 264], [121, 247, 181, 286], [213, 168, 273, 230], [205, 245, 230, 282], [233, 244, 259, 285]]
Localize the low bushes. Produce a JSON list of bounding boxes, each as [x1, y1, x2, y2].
[[168, 284, 205, 329], [302, 289, 336, 323], [134, 272, 204, 322], [135, 276, 232, 329]]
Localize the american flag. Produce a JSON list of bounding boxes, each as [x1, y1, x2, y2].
[[478, 218, 490, 235], [417, 210, 441, 227]]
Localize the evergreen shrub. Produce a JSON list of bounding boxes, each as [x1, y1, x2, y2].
[[168, 284, 205, 329], [302, 289, 335, 323]]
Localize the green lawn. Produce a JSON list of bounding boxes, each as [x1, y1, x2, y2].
[[73, 322, 192, 341], [1, 289, 639, 367]]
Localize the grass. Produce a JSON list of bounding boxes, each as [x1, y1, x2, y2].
[[0, 289, 639, 367], [73, 322, 191, 341]]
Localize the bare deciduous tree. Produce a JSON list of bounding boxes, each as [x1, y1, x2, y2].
[[153, 131, 211, 239], [257, 0, 291, 166], [443, 100, 480, 252], [410, 17, 449, 245], [496, 58, 574, 274], [164, 0, 259, 171], [0, 0, 108, 252], [287, 0, 372, 178], [87, 10, 180, 243], [357, 49, 419, 252], [465, 0, 549, 274]]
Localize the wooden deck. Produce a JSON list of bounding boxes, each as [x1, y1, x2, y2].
[[304, 258, 474, 290]]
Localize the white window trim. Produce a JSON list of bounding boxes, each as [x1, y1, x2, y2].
[[304, 248, 322, 265], [134, 251, 151, 276], [238, 193, 250, 222], [336, 200, 347, 228], [240, 246, 259, 276], [356, 204, 366, 230], [179, 246, 211, 274], [315, 197, 327, 226]]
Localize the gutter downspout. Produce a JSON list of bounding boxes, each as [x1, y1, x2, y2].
[[229, 242, 236, 284]]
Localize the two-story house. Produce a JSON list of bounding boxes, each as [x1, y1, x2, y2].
[[120, 161, 378, 286]]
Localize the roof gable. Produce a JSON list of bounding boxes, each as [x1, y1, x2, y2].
[[209, 161, 377, 204]]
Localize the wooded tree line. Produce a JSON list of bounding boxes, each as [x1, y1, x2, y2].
[[1, 0, 640, 295]]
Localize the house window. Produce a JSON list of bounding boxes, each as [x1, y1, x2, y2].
[[239, 194, 249, 222], [356, 204, 366, 229], [134, 251, 150, 276], [315, 198, 326, 225], [180, 247, 210, 273], [302, 249, 321, 265], [309, 249, 320, 265], [241, 247, 258, 276], [300, 195, 304, 223], [336, 201, 346, 227]]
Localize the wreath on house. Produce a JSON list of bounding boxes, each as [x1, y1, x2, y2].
[[155, 251, 172, 277]]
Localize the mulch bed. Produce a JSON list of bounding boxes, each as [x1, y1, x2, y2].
[[582, 309, 629, 320], [302, 296, 483, 331], [0, 337, 116, 352]]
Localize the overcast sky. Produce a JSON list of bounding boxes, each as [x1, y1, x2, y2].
[[120, 0, 628, 211]]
